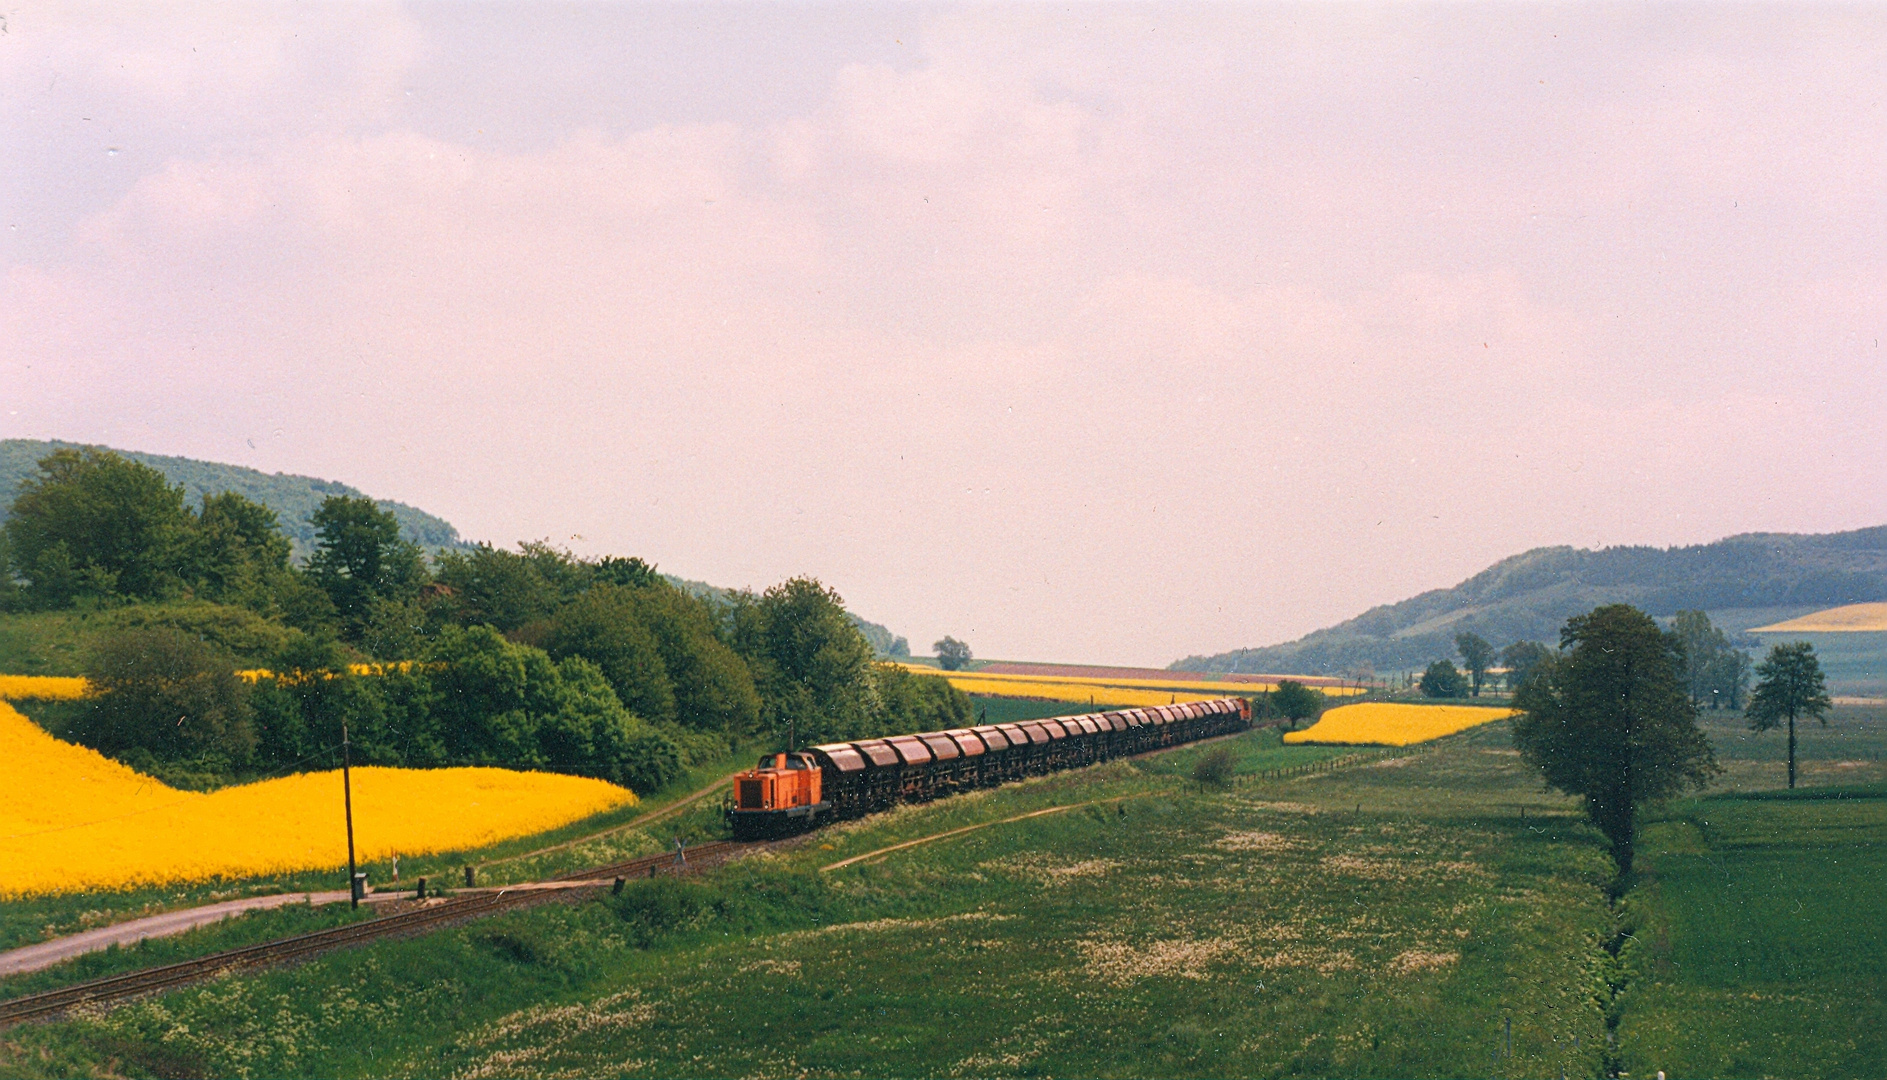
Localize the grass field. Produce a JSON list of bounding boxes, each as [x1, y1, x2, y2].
[[3, 709, 1881, 1078], [1, 724, 1620, 1078], [1745, 631, 1886, 698], [1619, 783, 1887, 1078]]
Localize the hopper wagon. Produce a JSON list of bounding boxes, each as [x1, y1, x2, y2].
[[725, 696, 1254, 840]]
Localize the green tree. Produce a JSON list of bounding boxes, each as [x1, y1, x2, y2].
[[1511, 604, 1718, 876], [1269, 679, 1325, 730], [874, 663, 971, 733], [1500, 640, 1554, 694], [424, 624, 680, 792], [545, 581, 759, 737], [1668, 609, 1754, 710], [934, 636, 973, 671], [3, 448, 193, 605], [1706, 647, 1752, 711], [306, 496, 427, 638], [1419, 659, 1467, 699], [431, 541, 588, 633], [1455, 632, 1496, 697], [72, 627, 256, 769], [186, 491, 295, 608], [731, 577, 878, 749], [1746, 641, 1833, 790], [627, 584, 759, 736], [544, 585, 679, 726]]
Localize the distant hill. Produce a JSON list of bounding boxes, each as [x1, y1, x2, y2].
[[0, 439, 467, 561], [1178, 525, 1887, 677]]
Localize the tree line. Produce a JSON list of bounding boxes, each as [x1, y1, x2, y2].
[[3, 448, 965, 791], [1415, 616, 1753, 708]]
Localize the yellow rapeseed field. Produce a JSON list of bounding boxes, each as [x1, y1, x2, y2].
[[901, 666, 1366, 707], [0, 701, 636, 897], [0, 674, 89, 700], [935, 676, 1232, 708], [1282, 702, 1517, 747]]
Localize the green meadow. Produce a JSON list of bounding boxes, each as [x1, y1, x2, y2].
[[1, 710, 1880, 1078]]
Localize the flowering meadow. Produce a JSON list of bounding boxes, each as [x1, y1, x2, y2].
[[0, 701, 636, 897], [1282, 702, 1516, 746]]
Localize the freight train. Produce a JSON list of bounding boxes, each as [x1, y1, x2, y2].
[[725, 696, 1254, 839]]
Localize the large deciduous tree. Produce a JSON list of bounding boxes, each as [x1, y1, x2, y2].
[[731, 577, 878, 749], [74, 627, 256, 768], [3, 448, 194, 605], [1746, 641, 1833, 790], [1668, 610, 1751, 710], [1511, 604, 1718, 877], [306, 495, 427, 639], [1268, 679, 1325, 730], [1455, 632, 1496, 697], [933, 636, 972, 671]]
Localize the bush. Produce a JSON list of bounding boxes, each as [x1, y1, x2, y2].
[[73, 627, 255, 768], [609, 877, 717, 948], [1420, 659, 1468, 698], [1191, 744, 1237, 787]]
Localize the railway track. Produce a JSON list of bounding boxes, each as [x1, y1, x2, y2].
[[0, 840, 758, 1028]]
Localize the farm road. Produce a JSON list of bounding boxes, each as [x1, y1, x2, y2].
[[0, 890, 399, 977]]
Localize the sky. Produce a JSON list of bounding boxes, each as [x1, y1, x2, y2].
[[3, 3, 1884, 667]]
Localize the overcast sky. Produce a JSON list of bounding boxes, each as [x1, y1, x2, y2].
[[3, 3, 1883, 666]]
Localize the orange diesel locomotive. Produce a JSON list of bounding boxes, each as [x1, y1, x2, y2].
[[725, 696, 1254, 839]]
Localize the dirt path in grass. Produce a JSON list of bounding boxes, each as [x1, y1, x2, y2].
[[0, 891, 405, 978]]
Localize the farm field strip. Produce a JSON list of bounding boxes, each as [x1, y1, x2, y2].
[[1283, 702, 1517, 746], [903, 666, 1366, 705], [0, 676, 86, 701], [1749, 601, 1887, 632]]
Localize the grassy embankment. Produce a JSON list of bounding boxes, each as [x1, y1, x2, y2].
[[3, 723, 1620, 1079]]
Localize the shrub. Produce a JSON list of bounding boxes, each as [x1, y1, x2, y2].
[[72, 627, 255, 768], [1191, 744, 1237, 787]]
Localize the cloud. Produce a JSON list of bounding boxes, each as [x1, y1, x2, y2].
[[2, 4, 1884, 664]]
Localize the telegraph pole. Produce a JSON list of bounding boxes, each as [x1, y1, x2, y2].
[[342, 720, 359, 909]]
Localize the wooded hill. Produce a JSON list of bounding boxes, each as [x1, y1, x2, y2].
[[1179, 526, 1887, 676], [0, 440, 464, 560], [0, 440, 906, 654]]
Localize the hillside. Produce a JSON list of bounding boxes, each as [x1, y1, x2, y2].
[[0, 440, 465, 560], [1180, 525, 1887, 677]]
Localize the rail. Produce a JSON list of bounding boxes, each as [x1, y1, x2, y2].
[[0, 839, 757, 1028]]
